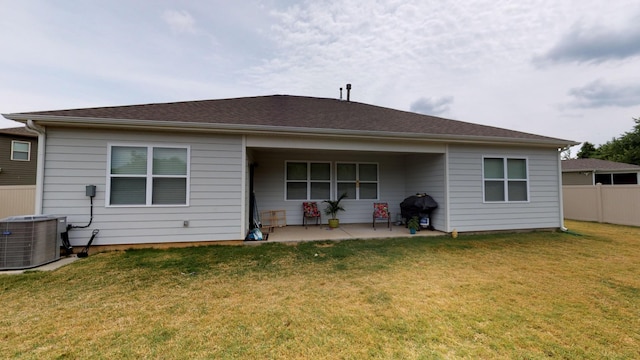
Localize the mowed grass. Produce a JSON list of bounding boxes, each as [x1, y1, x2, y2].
[[1, 220, 639, 359]]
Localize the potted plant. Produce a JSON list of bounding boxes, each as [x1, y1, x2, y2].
[[407, 216, 420, 234], [323, 193, 348, 228]]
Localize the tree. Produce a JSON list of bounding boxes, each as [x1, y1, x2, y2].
[[576, 141, 597, 158], [576, 117, 640, 165], [596, 117, 640, 165]]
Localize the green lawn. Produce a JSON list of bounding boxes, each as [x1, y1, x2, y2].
[[1, 220, 639, 359]]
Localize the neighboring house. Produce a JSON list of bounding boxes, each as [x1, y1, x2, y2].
[[562, 158, 640, 185], [0, 126, 38, 186], [3, 95, 578, 246]]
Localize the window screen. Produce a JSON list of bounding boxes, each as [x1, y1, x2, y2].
[[109, 145, 189, 206], [336, 163, 378, 200], [483, 157, 528, 202], [285, 161, 331, 200], [11, 141, 31, 161]]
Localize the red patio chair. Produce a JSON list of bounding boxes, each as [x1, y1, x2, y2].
[[373, 202, 391, 230], [303, 202, 321, 228]]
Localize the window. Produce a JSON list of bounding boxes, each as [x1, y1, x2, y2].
[[613, 173, 638, 185], [595, 173, 638, 185], [108, 145, 189, 206], [594, 173, 612, 185], [11, 141, 30, 161], [336, 162, 378, 200], [285, 161, 331, 200], [483, 157, 528, 202]]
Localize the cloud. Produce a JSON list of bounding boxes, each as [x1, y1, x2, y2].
[[566, 80, 640, 108], [162, 9, 196, 34], [534, 14, 640, 65], [249, 1, 553, 99], [410, 96, 454, 116]]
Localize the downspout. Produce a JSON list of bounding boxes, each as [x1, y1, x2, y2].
[[557, 146, 568, 231], [444, 144, 451, 233], [240, 135, 247, 238], [26, 120, 45, 215]]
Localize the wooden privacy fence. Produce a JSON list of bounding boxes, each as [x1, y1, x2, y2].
[[0, 185, 36, 219], [563, 185, 640, 227]]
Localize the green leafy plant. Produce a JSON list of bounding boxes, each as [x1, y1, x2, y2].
[[407, 216, 420, 231], [323, 192, 348, 219]]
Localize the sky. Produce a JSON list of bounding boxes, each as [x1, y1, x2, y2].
[[1, 0, 640, 153]]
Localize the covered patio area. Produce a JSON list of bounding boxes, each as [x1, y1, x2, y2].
[[255, 223, 445, 243]]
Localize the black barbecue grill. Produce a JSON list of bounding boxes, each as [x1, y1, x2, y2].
[[400, 193, 438, 230]]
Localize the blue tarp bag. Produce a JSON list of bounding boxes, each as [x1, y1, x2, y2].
[[245, 228, 263, 241]]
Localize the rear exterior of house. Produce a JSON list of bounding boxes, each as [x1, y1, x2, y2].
[[0, 126, 38, 186], [251, 142, 563, 233], [0, 127, 38, 218], [562, 158, 640, 227], [4, 95, 576, 247], [562, 158, 640, 185]]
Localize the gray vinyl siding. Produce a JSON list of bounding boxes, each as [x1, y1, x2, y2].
[[252, 151, 407, 225], [41, 128, 244, 246], [404, 153, 446, 231], [447, 144, 562, 232], [38, 125, 563, 244]]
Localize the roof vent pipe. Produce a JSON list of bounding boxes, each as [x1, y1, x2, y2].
[[339, 87, 343, 100], [346, 83, 351, 102]]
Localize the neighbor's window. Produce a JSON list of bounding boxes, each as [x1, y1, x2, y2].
[[483, 157, 528, 202], [612, 173, 638, 185], [108, 145, 189, 206], [11, 141, 31, 161], [595, 173, 638, 185], [336, 162, 378, 200], [594, 173, 612, 185], [285, 161, 331, 200]]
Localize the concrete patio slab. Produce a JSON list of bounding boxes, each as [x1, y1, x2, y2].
[[253, 223, 444, 243]]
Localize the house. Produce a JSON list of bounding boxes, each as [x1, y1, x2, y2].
[[0, 126, 38, 218], [3, 95, 578, 247], [562, 158, 640, 185], [0, 126, 38, 186]]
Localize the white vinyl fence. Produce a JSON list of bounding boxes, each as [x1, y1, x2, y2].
[[0, 185, 36, 219], [563, 185, 640, 227]]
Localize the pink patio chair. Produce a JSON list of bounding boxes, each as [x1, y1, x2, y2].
[[302, 202, 321, 228], [373, 202, 391, 230]]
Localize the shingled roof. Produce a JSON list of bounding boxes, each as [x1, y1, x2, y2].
[[562, 158, 640, 172], [4, 95, 576, 146], [0, 126, 37, 137]]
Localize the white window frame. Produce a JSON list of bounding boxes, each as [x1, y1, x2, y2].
[[284, 161, 332, 201], [335, 162, 379, 200], [482, 156, 529, 203], [11, 140, 31, 161], [106, 144, 190, 207]]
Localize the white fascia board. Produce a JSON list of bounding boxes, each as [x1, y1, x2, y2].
[[4, 113, 579, 148]]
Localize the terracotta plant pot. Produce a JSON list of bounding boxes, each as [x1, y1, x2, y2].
[[328, 219, 340, 228]]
